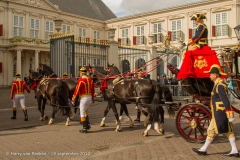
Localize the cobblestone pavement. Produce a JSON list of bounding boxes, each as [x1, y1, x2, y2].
[[0, 88, 240, 160]]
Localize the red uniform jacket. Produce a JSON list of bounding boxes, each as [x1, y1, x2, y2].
[[72, 76, 95, 102], [10, 79, 30, 100]]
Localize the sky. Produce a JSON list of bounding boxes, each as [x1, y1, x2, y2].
[[102, 0, 204, 17]]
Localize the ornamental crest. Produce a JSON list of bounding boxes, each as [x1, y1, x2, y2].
[[194, 56, 208, 69]]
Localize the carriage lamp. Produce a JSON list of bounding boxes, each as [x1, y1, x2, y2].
[[222, 47, 234, 74], [234, 24, 240, 43]]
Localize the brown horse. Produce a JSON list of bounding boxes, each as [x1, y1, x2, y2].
[[28, 70, 71, 126], [90, 65, 174, 136]]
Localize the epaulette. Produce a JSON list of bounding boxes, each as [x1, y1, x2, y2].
[[216, 81, 227, 93]]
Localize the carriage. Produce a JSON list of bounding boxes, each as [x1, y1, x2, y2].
[[166, 45, 240, 143]]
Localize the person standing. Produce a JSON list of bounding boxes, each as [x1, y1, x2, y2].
[[71, 67, 95, 133], [10, 73, 30, 121], [192, 64, 239, 157]]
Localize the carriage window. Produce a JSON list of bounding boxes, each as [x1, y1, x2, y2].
[[62, 24, 71, 33], [93, 59, 100, 66], [13, 15, 24, 37], [45, 21, 54, 39], [171, 20, 182, 41], [79, 27, 86, 38], [136, 26, 145, 45], [216, 12, 228, 37], [153, 23, 162, 43], [30, 18, 39, 38]]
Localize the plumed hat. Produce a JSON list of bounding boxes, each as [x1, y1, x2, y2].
[[138, 71, 144, 75], [191, 13, 207, 21], [79, 66, 87, 73], [204, 64, 226, 76]]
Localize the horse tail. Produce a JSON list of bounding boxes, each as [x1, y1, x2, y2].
[[161, 85, 175, 118], [56, 80, 70, 115], [150, 85, 161, 122]]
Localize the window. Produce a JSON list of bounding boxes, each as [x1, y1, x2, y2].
[[30, 18, 39, 38], [45, 21, 54, 39], [107, 32, 111, 40], [93, 58, 100, 66], [216, 12, 228, 37], [79, 58, 86, 66], [62, 24, 71, 32], [13, 15, 23, 37], [153, 23, 162, 43], [122, 28, 129, 45], [79, 28, 86, 38], [136, 26, 145, 45], [171, 20, 182, 41], [192, 21, 197, 37], [94, 31, 100, 40]]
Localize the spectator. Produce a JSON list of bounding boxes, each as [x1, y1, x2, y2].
[[157, 76, 161, 83], [171, 74, 178, 96]]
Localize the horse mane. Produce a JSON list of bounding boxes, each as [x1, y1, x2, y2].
[[93, 66, 108, 78], [40, 64, 57, 77], [110, 66, 121, 75]]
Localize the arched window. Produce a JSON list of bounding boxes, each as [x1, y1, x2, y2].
[[121, 59, 130, 73], [135, 58, 145, 70]]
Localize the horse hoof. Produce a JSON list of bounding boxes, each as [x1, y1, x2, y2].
[[39, 117, 44, 121], [142, 132, 148, 137], [100, 123, 105, 127], [115, 128, 121, 132], [129, 124, 134, 128], [65, 124, 70, 126]]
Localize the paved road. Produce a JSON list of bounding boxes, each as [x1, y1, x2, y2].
[[0, 88, 240, 160]]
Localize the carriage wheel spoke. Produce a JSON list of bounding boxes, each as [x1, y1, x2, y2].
[[187, 128, 193, 136], [197, 126, 205, 137], [182, 125, 190, 131], [180, 115, 191, 121]]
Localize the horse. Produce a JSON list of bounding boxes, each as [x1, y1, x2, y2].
[[91, 63, 134, 127], [28, 70, 71, 126], [90, 65, 174, 135]]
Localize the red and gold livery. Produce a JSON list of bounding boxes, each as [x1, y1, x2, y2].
[[10, 79, 30, 100], [72, 77, 95, 102]]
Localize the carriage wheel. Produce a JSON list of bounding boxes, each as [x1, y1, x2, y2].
[[176, 103, 212, 143]]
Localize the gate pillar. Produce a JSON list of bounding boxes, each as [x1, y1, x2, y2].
[[108, 41, 119, 69], [148, 45, 157, 80]]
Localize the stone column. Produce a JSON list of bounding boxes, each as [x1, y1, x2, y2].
[[16, 49, 22, 74], [35, 50, 39, 71], [108, 28, 119, 68], [147, 45, 157, 80]]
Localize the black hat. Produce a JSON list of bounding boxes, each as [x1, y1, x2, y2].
[[204, 64, 226, 76], [191, 13, 207, 21]]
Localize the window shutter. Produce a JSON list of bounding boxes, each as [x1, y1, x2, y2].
[[133, 36, 137, 45], [118, 38, 121, 45], [212, 25, 216, 37], [168, 31, 172, 41], [0, 25, 3, 36], [189, 28, 192, 39]]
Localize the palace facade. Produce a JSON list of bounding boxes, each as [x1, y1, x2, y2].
[[0, 0, 239, 87]]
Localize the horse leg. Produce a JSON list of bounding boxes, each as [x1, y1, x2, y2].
[[70, 107, 78, 120], [48, 105, 57, 125], [121, 104, 134, 128], [42, 98, 48, 120], [143, 114, 153, 137], [65, 107, 71, 126], [37, 97, 44, 121], [100, 104, 111, 127], [109, 101, 121, 132], [115, 104, 124, 124], [158, 106, 165, 135]]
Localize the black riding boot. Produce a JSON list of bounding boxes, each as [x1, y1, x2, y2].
[[23, 109, 28, 121], [79, 121, 88, 133], [134, 112, 141, 122], [11, 110, 16, 119], [86, 115, 91, 130]]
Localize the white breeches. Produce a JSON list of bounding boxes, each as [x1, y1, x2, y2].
[[79, 96, 92, 118], [13, 94, 26, 108]]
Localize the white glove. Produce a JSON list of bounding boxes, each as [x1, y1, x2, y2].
[[228, 118, 235, 122]]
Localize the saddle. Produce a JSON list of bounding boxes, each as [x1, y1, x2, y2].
[[113, 75, 124, 85]]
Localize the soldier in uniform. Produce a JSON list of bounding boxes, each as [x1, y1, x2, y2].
[[10, 73, 30, 121], [134, 70, 148, 122], [177, 13, 208, 70], [71, 67, 95, 133], [192, 64, 239, 157]]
